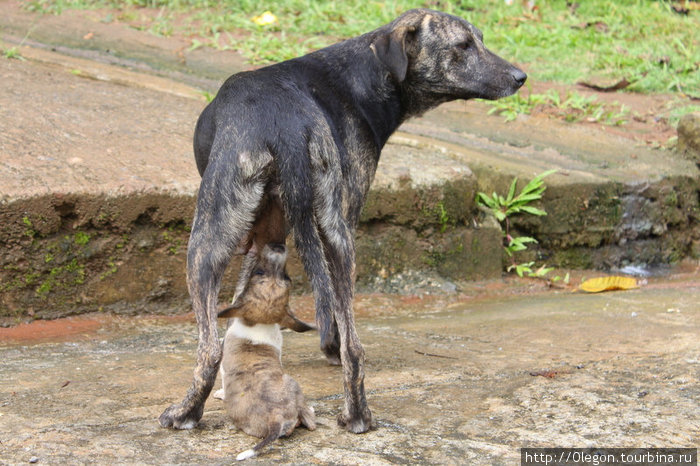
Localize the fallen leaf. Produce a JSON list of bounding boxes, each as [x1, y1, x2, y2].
[[252, 11, 277, 26], [579, 276, 638, 293]]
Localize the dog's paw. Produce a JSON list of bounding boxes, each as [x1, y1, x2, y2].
[[337, 406, 372, 433], [158, 403, 203, 430]]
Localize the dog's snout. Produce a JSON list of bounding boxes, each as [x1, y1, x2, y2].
[[511, 68, 527, 87]]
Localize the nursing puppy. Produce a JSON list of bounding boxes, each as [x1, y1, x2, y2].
[[218, 243, 316, 461]]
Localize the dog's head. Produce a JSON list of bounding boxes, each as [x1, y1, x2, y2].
[[371, 9, 526, 106], [218, 244, 314, 332]]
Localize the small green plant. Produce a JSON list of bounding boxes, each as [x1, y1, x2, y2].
[[477, 170, 562, 279], [436, 202, 450, 233], [2, 27, 33, 61], [200, 90, 215, 103], [484, 86, 551, 122], [162, 230, 182, 255], [100, 258, 119, 280], [74, 231, 91, 246], [3, 46, 23, 60], [116, 234, 129, 249]]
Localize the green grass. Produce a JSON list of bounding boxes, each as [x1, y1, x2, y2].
[[486, 87, 629, 125], [23, 0, 699, 95], [2, 46, 22, 59]]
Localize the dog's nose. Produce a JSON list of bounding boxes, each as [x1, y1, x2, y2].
[[511, 68, 527, 87]]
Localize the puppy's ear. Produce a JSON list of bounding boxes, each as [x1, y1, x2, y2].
[[280, 306, 316, 333], [371, 25, 416, 82], [217, 301, 243, 319]]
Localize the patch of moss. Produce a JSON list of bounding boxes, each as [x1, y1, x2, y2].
[[36, 258, 85, 297], [74, 231, 91, 246], [552, 248, 594, 269], [22, 215, 36, 239]]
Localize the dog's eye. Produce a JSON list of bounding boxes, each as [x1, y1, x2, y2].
[[457, 41, 470, 50], [253, 269, 265, 276]]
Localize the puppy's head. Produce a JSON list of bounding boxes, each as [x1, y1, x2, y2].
[[218, 244, 314, 332], [372, 9, 526, 104]]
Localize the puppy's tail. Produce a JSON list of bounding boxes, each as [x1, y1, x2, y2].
[[236, 422, 281, 461]]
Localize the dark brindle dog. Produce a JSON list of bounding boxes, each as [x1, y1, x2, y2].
[[159, 8, 526, 433]]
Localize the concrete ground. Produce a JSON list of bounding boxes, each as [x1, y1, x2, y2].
[[1, 275, 698, 464]]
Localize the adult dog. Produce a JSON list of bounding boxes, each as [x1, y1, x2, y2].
[[159, 8, 526, 434]]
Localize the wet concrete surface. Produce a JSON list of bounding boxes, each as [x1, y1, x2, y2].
[[1, 276, 698, 464]]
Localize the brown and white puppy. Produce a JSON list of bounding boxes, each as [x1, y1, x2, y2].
[[218, 243, 315, 461]]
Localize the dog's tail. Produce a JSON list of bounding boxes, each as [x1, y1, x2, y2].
[[236, 422, 282, 461]]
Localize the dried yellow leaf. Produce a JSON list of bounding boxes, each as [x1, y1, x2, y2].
[[252, 11, 278, 26], [579, 276, 638, 293]]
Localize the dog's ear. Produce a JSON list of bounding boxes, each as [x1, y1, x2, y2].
[[280, 306, 316, 333], [371, 25, 416, 82]]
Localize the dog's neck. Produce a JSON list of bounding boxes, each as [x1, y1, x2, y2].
[[230, 318, 282, 353], [306, 41, 404, 150]]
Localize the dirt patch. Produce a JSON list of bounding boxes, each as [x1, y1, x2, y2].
[[0, 315, 103, 343]]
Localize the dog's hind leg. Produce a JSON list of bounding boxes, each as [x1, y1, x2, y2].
[[281, 131, 372, 433], [159, 149, 270, 429], [286, 210, 368, 431], [315, 184, 372, 433], [323, 233, 372, 433], [232, 249, 257, 303]]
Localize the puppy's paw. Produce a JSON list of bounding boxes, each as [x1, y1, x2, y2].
[[337, 406, 372, 433], [158, 403, 203, 429], [212, 388, 225, 400]]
